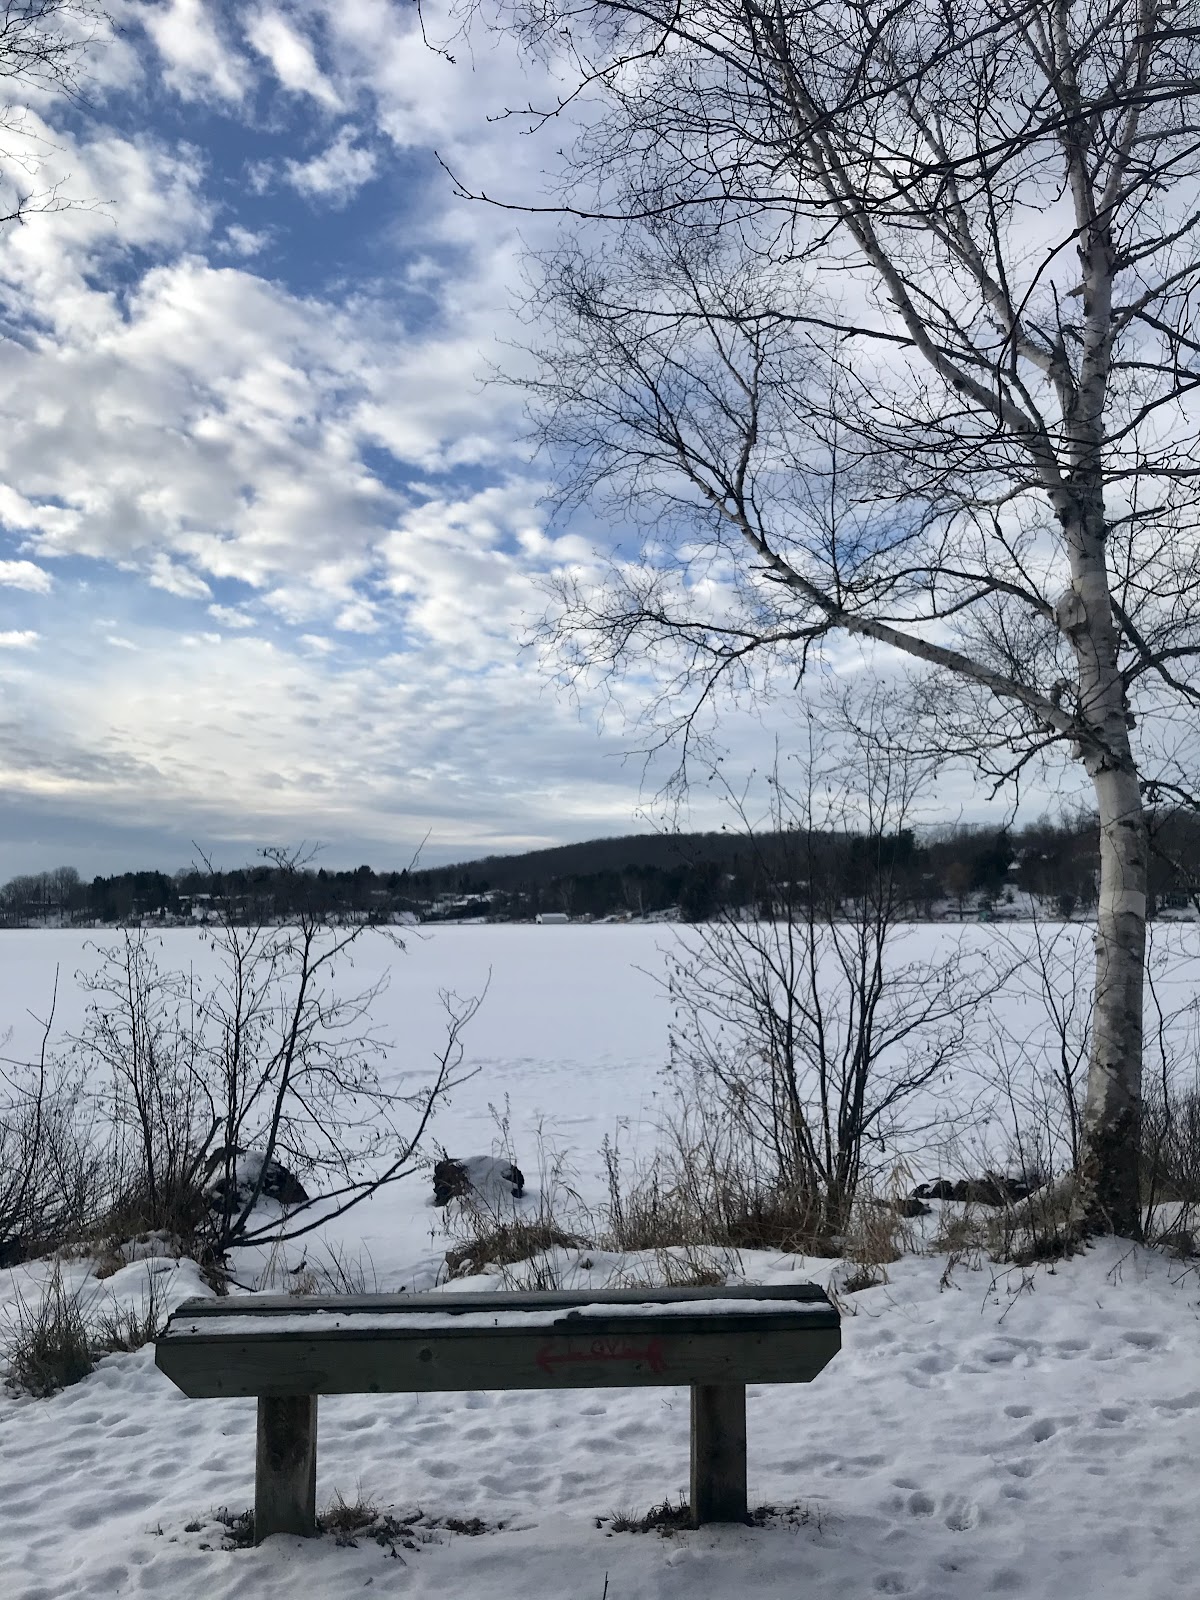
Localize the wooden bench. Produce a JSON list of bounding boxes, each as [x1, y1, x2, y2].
[[155, 1284, 840, 1542]]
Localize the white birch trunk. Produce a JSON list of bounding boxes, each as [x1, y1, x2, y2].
[[1063, 548, 1147, 1238], [1079, 760, 1146, 1235]]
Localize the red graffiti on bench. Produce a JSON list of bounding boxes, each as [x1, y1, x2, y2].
[[535, 1336, 668, 1377]]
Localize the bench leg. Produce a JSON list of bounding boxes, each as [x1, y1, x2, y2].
[[690, 1383, 748, 1524], [255, 1395, 317, 1542]]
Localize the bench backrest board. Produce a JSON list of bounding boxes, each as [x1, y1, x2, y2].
[[156, 1284, 840, 1399]]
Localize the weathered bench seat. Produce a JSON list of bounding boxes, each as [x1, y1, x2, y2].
[[156, 1284, 840, 1541]]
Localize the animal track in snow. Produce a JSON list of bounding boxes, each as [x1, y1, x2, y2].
[[1004, 1404, 1032, 1418]]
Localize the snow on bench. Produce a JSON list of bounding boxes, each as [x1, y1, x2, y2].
[[155, 1284, 841, 1542]]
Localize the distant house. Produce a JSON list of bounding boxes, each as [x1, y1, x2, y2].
[[535, 912, 570, 925]]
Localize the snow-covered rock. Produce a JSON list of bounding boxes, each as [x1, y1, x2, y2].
[[432, 1155, 525, 1207], [206, 1151, 309, 1212]]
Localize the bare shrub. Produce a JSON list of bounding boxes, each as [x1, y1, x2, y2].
[[956, 920, 1200, 1258], [981, 919, 1092, 1190], [1141, 1074, 1200, 1255], [988, 1183, 1079, 1267], [64, 856, 482, 1260], [664, 697, 997, 1247], [0, 982, 109, 1265]]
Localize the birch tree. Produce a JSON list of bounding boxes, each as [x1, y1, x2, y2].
[[460, 0, 1200, 1235]]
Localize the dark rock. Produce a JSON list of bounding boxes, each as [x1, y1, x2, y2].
[[912, 1173, 1032, 1207], [912, 1179, 956, 1202]]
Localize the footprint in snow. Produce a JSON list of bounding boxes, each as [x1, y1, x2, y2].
[[1097, 1406, 1128, 1425], [907, 1491, 935, 1517], [1123, 1330, 1165, 1351], [874, 1573, 910, 1594], [944, 1497, 980, 1532], [989, 1567, 1024, 1591], [1004, 1404, 1032, 1418], [1028, 1418, 1057, 1443], [1153, 1391, 1200, 1413], [914, 1351, 954, 1375]]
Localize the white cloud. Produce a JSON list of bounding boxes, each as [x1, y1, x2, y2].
[[381, 482, 550, 666], [216, 224, 271, 258], [245, 10, 342, 110], [141, 0, 250, 104], [285, 126, 376, 203], [208, 603, 257, 629], [0, 630, 38, 648], [147, 554, 212, 599], [334, 599, 380, 633], [0, 560, 52, 593], [0, 624, 658, 861]]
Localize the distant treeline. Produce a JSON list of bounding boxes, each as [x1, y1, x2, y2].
[[4, 812, 1200, 928]]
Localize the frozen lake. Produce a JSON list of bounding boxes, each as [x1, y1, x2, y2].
[[4, 919, 1199, 1271], [3, 922, 1200, 1599]]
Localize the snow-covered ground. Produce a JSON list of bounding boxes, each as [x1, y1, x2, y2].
[[2, 927, 1199, 1599]]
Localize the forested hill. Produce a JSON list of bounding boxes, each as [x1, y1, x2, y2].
[[405, 820, 1092, 922], [413, 830, 749, 889], [4, 811, 1200, 928]]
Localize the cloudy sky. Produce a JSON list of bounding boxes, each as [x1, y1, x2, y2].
[[0, 0, 1039, 880]]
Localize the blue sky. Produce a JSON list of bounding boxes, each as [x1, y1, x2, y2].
[[0, 0, 1060, 880]]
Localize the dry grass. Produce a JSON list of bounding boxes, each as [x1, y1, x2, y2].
[[601, 1128, 840, 1258], [3, 1265, 95, 1396], [201, 1496, 504, 1554], [607, 1496, 695, 1535], [91, 1273, 171, 1353], [250, 1239, 381, 1297], [444, 1218, 586, 1282], [610, 1245, 733, 1290]]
